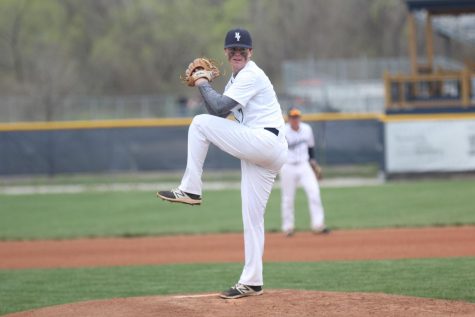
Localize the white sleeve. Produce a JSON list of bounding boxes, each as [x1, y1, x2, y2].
[[223, 70, 258, 107]]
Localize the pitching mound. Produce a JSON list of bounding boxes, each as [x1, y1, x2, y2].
[[5, 290, 475, 317]]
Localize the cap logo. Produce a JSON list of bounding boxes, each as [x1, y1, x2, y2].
[[234, 32, 241, 41]]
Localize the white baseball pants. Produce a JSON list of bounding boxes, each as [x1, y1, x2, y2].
[[179, 114, 288, 286], [280, 162, 325, 232]]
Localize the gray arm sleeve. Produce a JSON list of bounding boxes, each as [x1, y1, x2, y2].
[[197, 82, 238, 118]]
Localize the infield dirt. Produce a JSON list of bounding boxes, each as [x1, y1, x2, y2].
[[2, 226, 475, 316], [1, 226, 474, 269]]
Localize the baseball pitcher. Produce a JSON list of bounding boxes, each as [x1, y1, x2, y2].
[[157, 28, 288, 299]]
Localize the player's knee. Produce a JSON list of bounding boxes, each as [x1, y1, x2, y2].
[[191, 114, 211, 127], [191, 114, 206, 125]]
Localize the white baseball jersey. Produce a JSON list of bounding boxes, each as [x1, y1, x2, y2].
[[179, 59, 288, 286], [280, 122, 326, 232], [284, 122, 315, 164], [224, 61, 284, 129]]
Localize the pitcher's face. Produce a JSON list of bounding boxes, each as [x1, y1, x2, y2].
[[225, 47, 252, 74]]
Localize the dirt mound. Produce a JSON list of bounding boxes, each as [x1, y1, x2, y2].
[[5, 290, 475, 317]]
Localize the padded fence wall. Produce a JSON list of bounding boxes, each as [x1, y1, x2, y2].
[[0, 119, 383, 176]]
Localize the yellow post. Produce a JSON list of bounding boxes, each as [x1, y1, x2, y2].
[[461, 69, 470, 107], [407, 13, 418, 75], [425, 13, 434, 73], [384, 71, 392, 110], [398, 80, 405, 109], [407, 13, 418, 99]]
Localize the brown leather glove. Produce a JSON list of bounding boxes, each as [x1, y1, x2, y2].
[[181, 57, 221, 87]]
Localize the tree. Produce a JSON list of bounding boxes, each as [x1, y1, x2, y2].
[[0, 0, 32, 88]]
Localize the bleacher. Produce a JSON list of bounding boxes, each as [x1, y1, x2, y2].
[[385, 0, 475, 114]]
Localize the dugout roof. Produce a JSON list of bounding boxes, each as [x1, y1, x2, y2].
[[405, 0, 475, 47], [405, 0, 475, 15]]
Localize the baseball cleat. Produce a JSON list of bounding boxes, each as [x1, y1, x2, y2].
[[313, 227, 331, 235], [156, 188, 202, 205], [219, 283, 263, 299], [284, 229, 294, 237]]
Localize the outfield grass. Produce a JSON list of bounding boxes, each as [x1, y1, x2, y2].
[[1, 178, 474, 315], [0, 257, 474, 315], [0, 179, 474, 240], [0, 165, 380, 186]]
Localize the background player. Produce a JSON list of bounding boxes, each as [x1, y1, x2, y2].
[[157, 28, 288, 299], [280, 107, 330, 236]]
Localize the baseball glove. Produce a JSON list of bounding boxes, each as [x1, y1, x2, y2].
[[309, 159, 323, 180], [181, 57, 221, 87]]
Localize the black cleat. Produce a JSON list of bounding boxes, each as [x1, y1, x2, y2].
[[156, 188, 202, 205], [284, 229, 294, 237], [219, 283, 263, 299], [313, 227, 331, 235]]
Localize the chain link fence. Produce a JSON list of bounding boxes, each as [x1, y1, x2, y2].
[[0, 95, 187, 123], [0, 57, 467, 122], [282, 57, 465, 114]]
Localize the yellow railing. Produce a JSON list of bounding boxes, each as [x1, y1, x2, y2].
[[384, 69, 474, 110]]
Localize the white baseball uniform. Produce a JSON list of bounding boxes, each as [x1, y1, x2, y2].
[[280, 122, 326, 233], [179, 60, 288, 286]]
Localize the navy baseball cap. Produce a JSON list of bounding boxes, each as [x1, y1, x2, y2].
[[224, 28, 252, 48]]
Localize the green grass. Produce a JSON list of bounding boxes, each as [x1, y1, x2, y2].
[[1, 178, 473, 315], [0, 171, 238, 186], [318, 178, 475, 229], [0, 165, 380, 187], [0, 179, 474, 240], [0, 257, 474, 315]]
